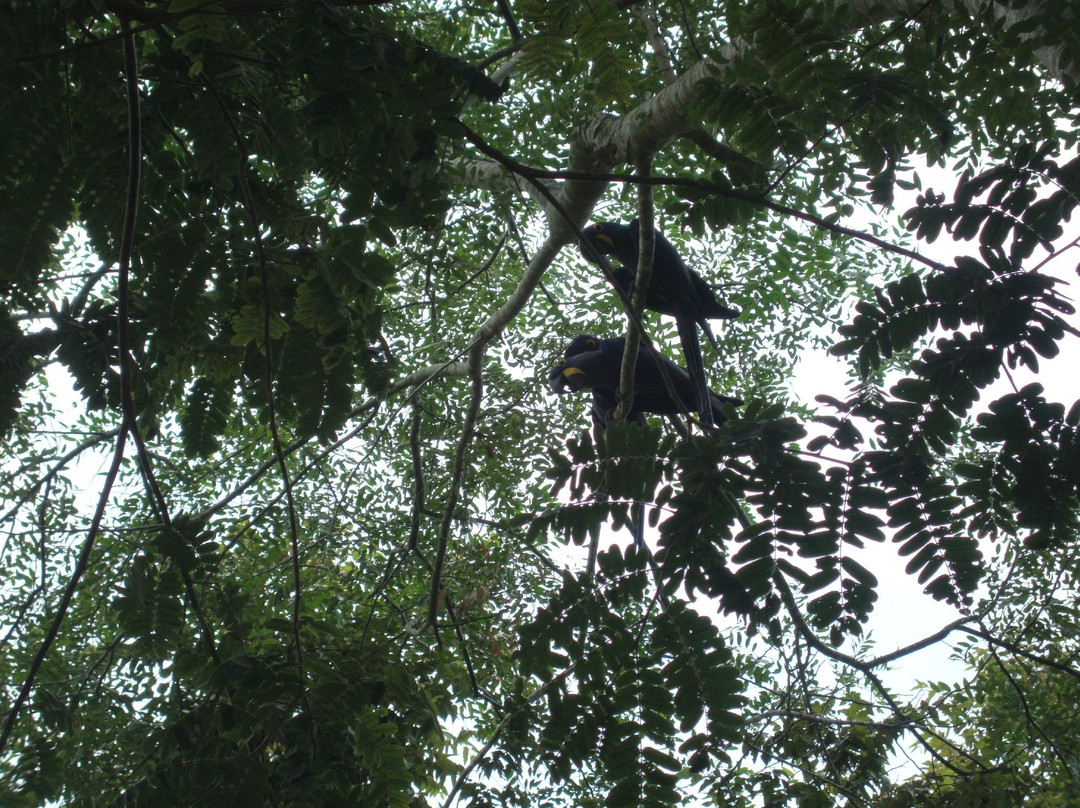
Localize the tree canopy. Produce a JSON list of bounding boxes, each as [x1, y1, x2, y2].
[[2, 1, 1079, 805]]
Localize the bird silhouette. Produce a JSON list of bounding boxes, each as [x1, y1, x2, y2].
[[579, 219, 739, 426], [549, 334, 742, 546]]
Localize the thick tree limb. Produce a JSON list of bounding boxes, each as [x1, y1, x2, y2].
[[464, 0, 1075, 238]]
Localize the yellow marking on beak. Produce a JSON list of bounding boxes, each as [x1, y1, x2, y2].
[[597, 234, 615, 249], [562, 367, 587, 379]]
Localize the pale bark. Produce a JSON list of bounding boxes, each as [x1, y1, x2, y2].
[[964, 0, 1077, 85], [549, 0, 1075, 223], [846, 0, 1077, 85], [440, 0, 1076, 364]]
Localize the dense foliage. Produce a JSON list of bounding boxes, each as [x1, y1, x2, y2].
[[1, 1, 1079, 805]]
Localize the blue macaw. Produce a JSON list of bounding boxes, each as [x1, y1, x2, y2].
[[549, 335, 743, 547], [579, 219, 739, 426], [549, 335, 741, 425]]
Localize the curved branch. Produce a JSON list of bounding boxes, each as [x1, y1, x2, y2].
[[201, 63, 299, 686], [0, 430, 128, 755], [866, 617, 974, 668], [121, 23, 222, 671], [115, 4, 172, 534], [492, 0, 523, 44], [772, 571, 982, 776], [961, 624, 1080, 683], [427, 349, 483, 643], [984, 642, 1074, 776], [457, 132, 945, 270]]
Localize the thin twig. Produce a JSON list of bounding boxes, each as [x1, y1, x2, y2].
[[768, 0, 940, 195], [985, 642, 1073, 776], [427, 349, 484, 644], [444, 594, 503, 711], [440, 674, 566, 808], [116, 25, 220, 666], [772, 571, 981, 775], [0, 429, 117, 534], [0, 432, 127, 755], [961, 623, 1080, 683], [199, 67, 307, 710], [740, 736, 873, 807], [459, 130, 944, 271]]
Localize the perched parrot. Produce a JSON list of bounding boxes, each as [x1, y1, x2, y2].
[[580, 219, 739, 426], [549, 335, 741, 425], [549, 335, 743, 547]]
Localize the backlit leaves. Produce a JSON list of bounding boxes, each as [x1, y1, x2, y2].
[[1, 2, 1079, 807]]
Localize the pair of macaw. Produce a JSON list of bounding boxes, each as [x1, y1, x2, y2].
[[548, 219, 741, 546], [550, 219, 740, 428]]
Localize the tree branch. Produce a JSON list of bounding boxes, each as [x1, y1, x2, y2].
[[0, 429, 118, 530], [427, 348, 483, 644], [984, 642, 1074, 777], [455, 146, 946, 271], [961, 624, 1080, 683], [772, 571, 982, 776], [0, 431, 127, 756], [408, 402, 426, 553], [201, 65, 302, 697], [492, 0, 523, 44], [614, 159, 655, 423], [865, 617, 973, 668], [104, 0, 396, 23]]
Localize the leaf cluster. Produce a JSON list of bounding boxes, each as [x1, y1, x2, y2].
[[2, 1, 1080, 806]]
